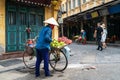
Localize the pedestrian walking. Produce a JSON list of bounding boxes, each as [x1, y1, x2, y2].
[[94, 22, 103, 51], [35, 17, 59, 77], [101, 22, 107, 48]]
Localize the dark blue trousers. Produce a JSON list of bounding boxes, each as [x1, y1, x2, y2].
[[97, 38, 103, 50], [35, 48, 50, 77]]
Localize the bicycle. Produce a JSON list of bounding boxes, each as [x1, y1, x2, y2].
[[23, 37, 68, 72]]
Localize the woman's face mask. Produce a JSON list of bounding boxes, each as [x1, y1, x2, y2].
[[50, 24, 55, 29]]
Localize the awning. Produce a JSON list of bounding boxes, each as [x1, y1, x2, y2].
[[13, 0, 51, 6]]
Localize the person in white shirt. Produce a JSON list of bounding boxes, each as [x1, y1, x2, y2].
[[101, 23, 107, 48]]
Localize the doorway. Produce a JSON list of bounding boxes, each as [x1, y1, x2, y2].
[[6, 3, 44, 52]]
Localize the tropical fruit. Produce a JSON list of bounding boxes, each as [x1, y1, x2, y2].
[[50, 39, 66, 48], [58, 36, 72, 44]]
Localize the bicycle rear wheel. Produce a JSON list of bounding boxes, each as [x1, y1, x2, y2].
[[49, 49, 68, 72], [23, 51, 36, 69]]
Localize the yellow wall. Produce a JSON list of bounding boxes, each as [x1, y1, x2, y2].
[[0, 0, 5, 51], [44, 0, 65, 40], [45, 7, 59, 40]]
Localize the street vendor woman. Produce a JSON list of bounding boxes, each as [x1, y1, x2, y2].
[[35, 17, 59, 77]]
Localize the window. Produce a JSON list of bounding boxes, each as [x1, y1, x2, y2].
[[20, 12, 26, 25], [66, 2, 68, 12], [83, 0, 86, 3], [73, 0, 75, 8], [61, 3, 67, 12], [77, 0, 80, 6], [69, 1, 71, 10], [61, 4, 64, 12], [61, 4, 63, 10], [8, 11, 16, 25], [30, 14, 36, 25]]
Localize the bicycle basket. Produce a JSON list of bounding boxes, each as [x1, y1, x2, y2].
[[25, 46, 34, 55]]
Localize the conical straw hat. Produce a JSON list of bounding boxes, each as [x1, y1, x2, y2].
[[44, 17, 59, 26]]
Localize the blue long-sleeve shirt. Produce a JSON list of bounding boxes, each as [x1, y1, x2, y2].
[[35, 25, 52, 50]]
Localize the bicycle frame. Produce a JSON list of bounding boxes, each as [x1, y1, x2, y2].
[[23, 36, 68, 71]]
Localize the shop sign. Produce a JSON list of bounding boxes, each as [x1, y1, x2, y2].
[[108, 4, 120, 14], [91, 11, 99, 18], [99, 8, 109, 16]]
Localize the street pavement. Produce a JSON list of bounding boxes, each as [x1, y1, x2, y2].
[[0, 43, 120, 80]]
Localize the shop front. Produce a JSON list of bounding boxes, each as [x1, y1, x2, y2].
[[107, 3, 120, 43], [62, 0, 120, 43], [63, 17, 81, 39], [82, 11, 103, 41]]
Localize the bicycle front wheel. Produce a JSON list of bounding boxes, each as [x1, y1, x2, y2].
[[23, 51, 36, 69], [49, 50, 68, 72]]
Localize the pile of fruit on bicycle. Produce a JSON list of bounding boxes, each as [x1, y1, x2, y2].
[[50, 36, 72, 49]]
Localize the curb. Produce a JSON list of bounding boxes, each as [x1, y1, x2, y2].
[[0, 51, 23, 60]]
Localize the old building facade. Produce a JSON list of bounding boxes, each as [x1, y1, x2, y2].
[[0, 0, 61, 53], [61, 0, 120, 42]]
